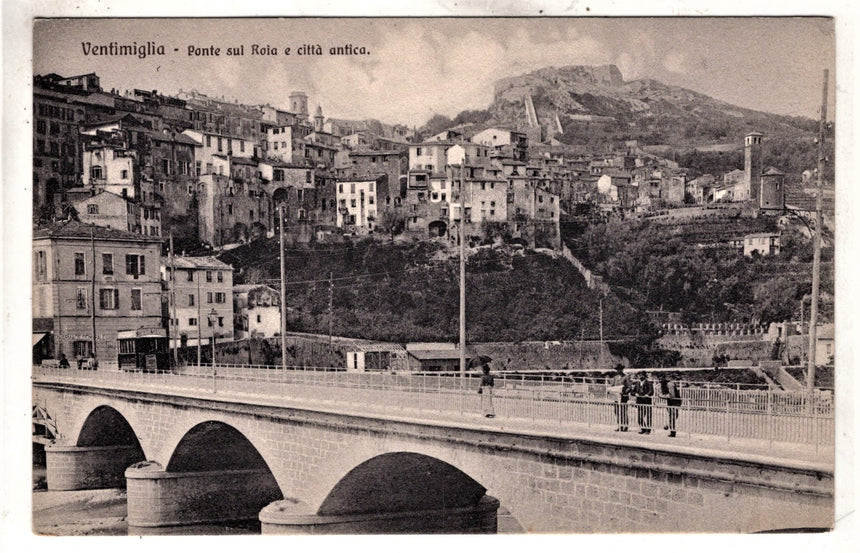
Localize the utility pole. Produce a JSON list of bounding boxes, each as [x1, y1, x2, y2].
[[806, 69, 828, 396], [196, 264, 202, 366], [328, 271, 334, 352], [169, 233, 178, 366], [459, 161, 467, 380], [90, 226, 97, 362], [579, 327, 584, 369], [279, 203, 288, 370], [599, 296, 604, 369]]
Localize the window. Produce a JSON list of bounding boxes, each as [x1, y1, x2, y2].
[[75, 252, 85, 276], [90, 166, 103, 180], [207, 317, 214, 327], [207, 292, 213, 303], [87, 204, 99, 215], [306, 171, 311, 183], [256, 314, 261, 323], [102, 253, 113, 275], [206, 270, 213, 283], [338, 183, 343, 193], [189, 318, 197, 327], [76, 288, 87, 310], [121, 169, 129, 180], [416, 147, 422, 156], [35, 250, 47, 282], [350, 199, 356, 208], [240, 141, 245, 153], [99, 288, 119, 310], [195, 161, 202, 176], [73, 340, 93, 359], [218, 317, 224, 327], [217, 271, 223, 283], [36, 120, 46, 134], [215, 292, 226, 303], [186, 270, 194, 281], [227, 204, 233, 215], [130, 289, 142, 311], [125, 254, 145, 277], [188, 294, 195, 307], [206, 136, 211, 147], [217, 137, 223, 151]]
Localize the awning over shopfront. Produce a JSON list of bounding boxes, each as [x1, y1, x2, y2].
[[32, 332, 48, 347]]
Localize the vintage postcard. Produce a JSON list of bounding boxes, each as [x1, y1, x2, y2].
[[3, 3, 852, 548]]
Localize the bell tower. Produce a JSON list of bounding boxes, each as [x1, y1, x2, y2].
[[744, 132, 764, 201], [313, 105, 324, 132]]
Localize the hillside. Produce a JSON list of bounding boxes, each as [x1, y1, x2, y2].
[[216, 238, 652, 344], [422, 65, 821, 153], [563, 216, 834, 325]]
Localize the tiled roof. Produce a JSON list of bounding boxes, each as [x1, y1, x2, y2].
[[348, 150, 405, 156], [34, 219, 162, 243], [233, 284, 278, 294], [171, 256, 232, 270], [149, 130, 200, 146]]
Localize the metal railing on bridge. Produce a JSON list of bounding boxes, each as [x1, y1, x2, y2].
[[32, 364, 834, 451]]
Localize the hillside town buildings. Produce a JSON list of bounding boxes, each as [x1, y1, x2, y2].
[[30, 70, 833, 375], [34, 71, 813, 256]]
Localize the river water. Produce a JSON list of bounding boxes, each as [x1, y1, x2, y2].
[[32, 463, 522, 535]]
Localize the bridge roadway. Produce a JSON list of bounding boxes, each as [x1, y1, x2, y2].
[[32, 366, 834, 533]]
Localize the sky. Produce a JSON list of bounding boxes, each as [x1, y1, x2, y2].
[[32, 18, 835, 127]]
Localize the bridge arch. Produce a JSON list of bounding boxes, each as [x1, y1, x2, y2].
[[166, 420, 277, 476], [45, 400, 147, 490], [127, 417, 284, 528], [317, 451, 486, 516], [156, 412, 281, 476], [65, 397, 148, 457]]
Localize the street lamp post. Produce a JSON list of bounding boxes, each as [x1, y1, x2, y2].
[[208, 308, 218, 393]]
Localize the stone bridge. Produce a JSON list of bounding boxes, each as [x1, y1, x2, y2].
[[33, 378, 833, 534]]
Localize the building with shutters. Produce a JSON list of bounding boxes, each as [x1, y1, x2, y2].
[[32, 220, 164, 367]]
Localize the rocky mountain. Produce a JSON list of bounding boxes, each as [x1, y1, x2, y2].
[[425, 65, 819, 148]]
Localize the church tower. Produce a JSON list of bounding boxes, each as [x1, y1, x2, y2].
[[744, 132, 764, 202], [289, 91, 309, 120], [313, 105, 324, 133]]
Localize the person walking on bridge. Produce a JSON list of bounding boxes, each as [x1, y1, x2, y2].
[[477, 362, 496, 418], [632, 371, 654, 434]]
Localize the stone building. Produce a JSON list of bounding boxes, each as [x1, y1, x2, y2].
[[162, 256, 234, 348], [32, 220, 164, 366]]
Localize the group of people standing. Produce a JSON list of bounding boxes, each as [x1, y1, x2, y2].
[[475, 359, 682, 436], [609, 365, 681, 437]]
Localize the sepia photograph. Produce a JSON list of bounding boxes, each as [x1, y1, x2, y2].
[[7, 5, 850, 543]]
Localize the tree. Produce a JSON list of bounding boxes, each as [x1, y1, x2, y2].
[[379, 209, 406, 239]]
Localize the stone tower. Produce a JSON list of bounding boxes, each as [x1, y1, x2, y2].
[[289, 91, 309, 119], [313, 105, 324, 133], [744, 132, 764, 202], [759, 167, 785, 211]]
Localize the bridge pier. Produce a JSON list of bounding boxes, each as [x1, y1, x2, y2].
[[45, 443, 144, 491], [125, 462, 282, 529], [259, 495, 500, 534]]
